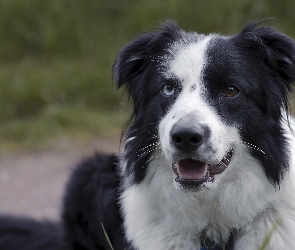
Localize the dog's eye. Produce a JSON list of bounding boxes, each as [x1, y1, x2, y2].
[[223, 85, 239, 97], [162, 84, 175, 96]]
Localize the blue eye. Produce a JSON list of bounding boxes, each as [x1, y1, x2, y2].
[[162, 84, 175, 96]]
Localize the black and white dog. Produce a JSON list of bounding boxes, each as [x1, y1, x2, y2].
[[1, 21, 295, 250], [114, 21, 295, 249]]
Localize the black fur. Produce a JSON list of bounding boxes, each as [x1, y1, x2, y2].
[[114, 21, 185, 185], [204, 22, 295, 184], [0, 216, 66, 250], [62, 153, 128, 250]]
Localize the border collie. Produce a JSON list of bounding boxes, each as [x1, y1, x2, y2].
[[114, 21, 295, 249], [1, 21, 295, 250]]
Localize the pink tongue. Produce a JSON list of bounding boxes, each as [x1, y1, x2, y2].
[[177, 159, 207, 180]]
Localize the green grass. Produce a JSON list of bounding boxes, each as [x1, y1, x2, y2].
[[0, 58, 129, 155], [259, 219, 282, 250], [0, 106, 129, 155], [1, 0, 295, 63], [102, 224, 115, 250], [0, 58, 123, 120]]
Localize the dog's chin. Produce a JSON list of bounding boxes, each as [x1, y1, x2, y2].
[[172, 149, 234, 191]]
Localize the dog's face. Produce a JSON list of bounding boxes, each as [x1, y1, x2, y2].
[[159, 37, 238, 190], [114, 22, 295, 190]]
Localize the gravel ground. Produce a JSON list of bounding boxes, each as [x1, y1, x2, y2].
[[0, 137, 120, 221]]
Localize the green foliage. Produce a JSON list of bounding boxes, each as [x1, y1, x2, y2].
[[0, 59, 119, 120], [0, 0, 295, 153], [1, 0, 295, 62]]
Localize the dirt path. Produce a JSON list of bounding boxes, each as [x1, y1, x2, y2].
[[0, 137, 120, 221]]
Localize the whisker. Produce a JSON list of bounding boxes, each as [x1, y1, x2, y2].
[[143, 153, 162, 166], [229, 148, 254, 172], [128, 144, 164, 170], [224, 139, 268, 159], [135, 141, 161, 156], [240, 140, 267, 156], [137, 145, 161, 158], [144, 128, 160, 140]]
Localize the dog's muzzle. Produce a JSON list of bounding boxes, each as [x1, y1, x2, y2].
[[170, 122, 233, 190], [172, 149, 233, 191]]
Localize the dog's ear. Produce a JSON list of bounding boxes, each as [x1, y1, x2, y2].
[[113, 32, 155, 91], [113, 21, 182, 91], [234, 22, 295, 88]]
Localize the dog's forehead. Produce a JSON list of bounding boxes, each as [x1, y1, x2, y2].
[[165, 35, 215, 88]]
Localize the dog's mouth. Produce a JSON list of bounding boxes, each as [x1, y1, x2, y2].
[[172, 149, 234, 190]]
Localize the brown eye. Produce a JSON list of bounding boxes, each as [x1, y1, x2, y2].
[[223, 86, 239, 97]]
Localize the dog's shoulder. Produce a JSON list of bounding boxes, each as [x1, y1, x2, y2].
[[62, 152, 128, 250]]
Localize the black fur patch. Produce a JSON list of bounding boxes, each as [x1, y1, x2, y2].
[[114, 21, 185, 185], [204, 22, 295, 184], [62, 153, 130, 249], [0, 216, 65, 250]]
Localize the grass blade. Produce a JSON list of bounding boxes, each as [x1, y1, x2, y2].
[[101, 223, 115, 250], [259, 218, 282, 250]]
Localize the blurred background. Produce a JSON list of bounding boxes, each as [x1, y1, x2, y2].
[[1, 0, 295, 155]]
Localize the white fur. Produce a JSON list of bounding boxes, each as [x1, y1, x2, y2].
[[120, 35, 295, 250], [160, 36, 236, 166]]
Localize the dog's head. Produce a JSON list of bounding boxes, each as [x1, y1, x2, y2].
[[114, 21, 295, 190]]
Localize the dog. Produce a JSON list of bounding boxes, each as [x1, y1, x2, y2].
[[1, 21, 295, 250], [114, 20, 295, 249]]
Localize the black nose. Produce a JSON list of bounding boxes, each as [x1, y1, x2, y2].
[[171, 125, 204, 152]]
